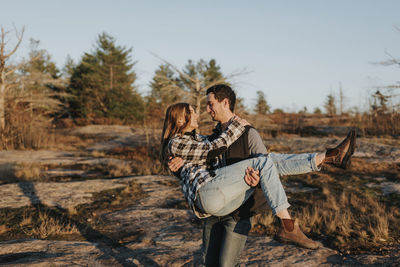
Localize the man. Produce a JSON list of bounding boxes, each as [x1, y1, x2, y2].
[[168, 84, 319, 266]]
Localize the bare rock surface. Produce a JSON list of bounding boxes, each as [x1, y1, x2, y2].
[[0, 125, 399, 266], [70, 125, 161, 151], [71, 125, 136, 137], [1, 176, 399, 266], [0, 150, 78, 165], [0, 178, 130, 209], [0, 150, 127, 167], [0, 239, 105, 266]]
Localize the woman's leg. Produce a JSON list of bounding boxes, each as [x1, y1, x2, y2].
[[256, 152, 322, 219], [268, 152, 321, 176], [198, 155, 290, 217], [197, 154, 320, 249], [199, 153, 322, 217]]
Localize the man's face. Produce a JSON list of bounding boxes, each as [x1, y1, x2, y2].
[[206, 93, 228, 122]]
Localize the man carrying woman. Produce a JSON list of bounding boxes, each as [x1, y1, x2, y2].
[[162, 84, 356, 266]]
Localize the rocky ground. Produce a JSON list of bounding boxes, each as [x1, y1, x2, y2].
[[0, 125, 399, 266]]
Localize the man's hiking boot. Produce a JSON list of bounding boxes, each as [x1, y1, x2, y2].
[[274, 218, 320, 250], [324, 129, 356, 169]]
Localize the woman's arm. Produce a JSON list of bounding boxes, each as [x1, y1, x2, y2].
[[169, 119, 246, 161]]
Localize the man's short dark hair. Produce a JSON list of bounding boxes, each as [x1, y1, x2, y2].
[[206, 84, 236, 112]]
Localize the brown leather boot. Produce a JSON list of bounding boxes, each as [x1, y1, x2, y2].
[[324, 129, 356, 169], [274, 218, 320, 250]]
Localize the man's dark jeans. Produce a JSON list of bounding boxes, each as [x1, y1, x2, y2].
[[202, 215, 251, 267]]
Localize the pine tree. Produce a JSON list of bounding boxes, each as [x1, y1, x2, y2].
[[370, 90, 389, 116], [15, 39, 65, 120], [179, 59, 225, 114], [68, 33, 143, 121], [324, 94, 337, 115], [149, 64, 182, 107], [313, 107, 322, 114], [254, 91, 270, 115], [20, 39, 63, 92], [151, 58, 227, 115], [62, 55, 76, 79]]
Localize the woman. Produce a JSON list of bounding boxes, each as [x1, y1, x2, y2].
[[161, 102, 356, 248]]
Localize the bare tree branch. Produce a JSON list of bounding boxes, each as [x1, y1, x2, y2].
[[5, 62, 25, 76], [4, 26, 24, 59], [150, 52, 197, 84]]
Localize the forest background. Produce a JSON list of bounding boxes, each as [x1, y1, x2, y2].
[[0, 26, 399, 150]]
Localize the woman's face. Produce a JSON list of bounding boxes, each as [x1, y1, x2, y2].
[[183, 106, 199, 132]]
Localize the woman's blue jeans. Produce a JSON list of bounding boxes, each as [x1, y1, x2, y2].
[[197, 153, 320, 216]]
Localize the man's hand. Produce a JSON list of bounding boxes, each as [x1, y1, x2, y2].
[[244, 167, 260, 187], [168, 156, 184, 172]]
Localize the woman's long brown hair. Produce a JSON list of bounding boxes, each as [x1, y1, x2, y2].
[[160, 103, 191, 167]]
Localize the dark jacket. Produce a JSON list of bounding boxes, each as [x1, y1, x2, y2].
[[208, 125, 269, 221]]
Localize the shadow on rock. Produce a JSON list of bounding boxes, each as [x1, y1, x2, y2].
[[0, 252, 65, 265], [16, 181, 161, 267]]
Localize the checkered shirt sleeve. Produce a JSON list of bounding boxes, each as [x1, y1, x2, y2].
[[169, 120, 245, 163]]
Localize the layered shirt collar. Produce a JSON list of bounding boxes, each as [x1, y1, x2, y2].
[[183, 130, 197, 138], [213, 115, 236, 135]]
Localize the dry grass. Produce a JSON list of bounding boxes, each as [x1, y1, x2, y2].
[[91, 150, 106, 158], [252, 187, 393, 254], [19, 210, 33, 227], [0, 206, 82, 241], [23, 210, 79, 239], [106, 160, 132, 177], [0, 162, 42, 183], [0, 111, 57, 150], [80, 159, 133, 178], [49, 132, 94, 151], [14, 163, 42, 181], [251, 157, 399, 254], [67, 206, 78, 216], [0, 224, 9, 235], [251, 212, 275, 234], [298, 188, 391, 251], [46, 128, 110, 151], [246, 112, 400, 137], [109, 145, 166, 175]]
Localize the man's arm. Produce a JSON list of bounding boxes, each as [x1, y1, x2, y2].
[[244, 128, 268, 186], [248, 127, 268, 155]]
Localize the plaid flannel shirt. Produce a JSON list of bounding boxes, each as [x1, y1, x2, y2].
[[168, 119, 245, 218]]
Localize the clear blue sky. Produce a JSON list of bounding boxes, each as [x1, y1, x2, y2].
[[1, 0, 399, 112]]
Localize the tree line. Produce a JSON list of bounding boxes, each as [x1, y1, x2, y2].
[[1, 29, 248, 127], [0, 26, 399, 149]]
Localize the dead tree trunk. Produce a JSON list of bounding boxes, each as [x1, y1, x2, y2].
[[0, 60, 5, 131], [0, 27, 24, 132], [195, 80, 201, 115], [0, 76, 5, 131]]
